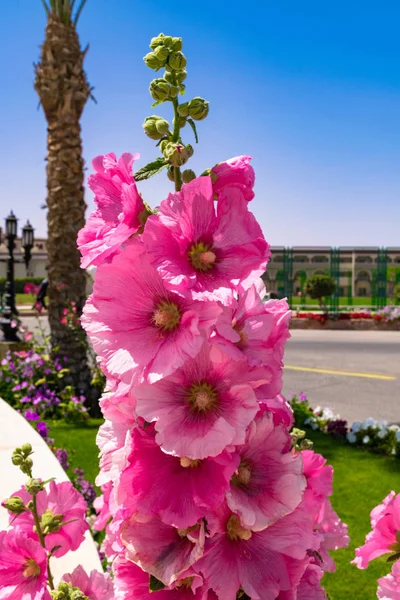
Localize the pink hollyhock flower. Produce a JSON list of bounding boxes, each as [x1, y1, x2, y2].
[[353, 491, 400, 569], [194, 502, 313, 599], [143, 177, 269, 303], [121, 514, 205, 587], [301, 450, 333, 516], [101, 507, 129, 561], [0, 530, 49, 600], [135, 343, 266, 459], [210, 155, 255, 202], [211, 287, 290, 368], [117, 425, 239, 528], [9, 481, 88, 558], [257, 394, 294, 429], [62, 566, 114, 600], [315, 499, 349, 572], [82, 241, 220, 391], [93, 482, 113, 531], [378, 560, 400, 599], [226, 412, 305, 530], [113, 557, 212, 600], [279, 563, 327, 600], [78, 152, 146, 268]]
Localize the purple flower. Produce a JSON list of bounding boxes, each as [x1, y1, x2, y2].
[[37, 421, 50, 438], [56, 448, 70, 471], [299, 392, 308, 402], [25, 409, 40, 421]]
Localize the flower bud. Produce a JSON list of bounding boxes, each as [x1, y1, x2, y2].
[[3, 496, 26, 515], [143, 52, 163, 71], [51, 582, 88, 600], [177, 102, 189, 118], [41, 509, 64, 534], [149, 79, 178, 102], [160, 139, 169, 153], [149, 33, 166, 50], [25, 478, 44, 495], [300, 439, 314, 450], [143, 116, 170, 140], [164, 143, 193, 167], [188, 97, 209, 121], [173, 116, 186, 129], [164, 69, 187, 84], [183, 144, 194, 160], [170, 37, 183, 52], [168, 51, 187, 71], [182, 169, 196, 183], [167, 166, 175, 182], [21, 443, 33, 455], [12, 454, 23, 466], [161, 35, 173, 48]]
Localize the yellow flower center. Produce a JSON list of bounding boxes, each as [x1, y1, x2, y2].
[[188, 241, 216, 271], [175, 577, 194, 589], [152, 301, 181, 331], [23, 558, 40, 579], [187, 382, 217, 413], [226, 515, 252, 541], [177, 524, 199, 538], [180, 457, 201, 468]]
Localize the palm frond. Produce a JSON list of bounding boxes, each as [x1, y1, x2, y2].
[[41, 0, 50, 15], [73, 0, 88, 25]]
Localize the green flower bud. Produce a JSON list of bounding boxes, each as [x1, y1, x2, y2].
[[21, 457, 33, 476], [161, 35, 173, 48], [170, 37, 183, 52], [51, 582, 88, 600], [149, 33, 166, 50], [143, 52, 163, 70], [183, 144, 194, 160], [21, 443, 33, 455], [149, 79, 178, 102], [25, 478, 44, 495], [3, 496, 26, 515], [188, 97, 209, 121], [143, 115, 170, 140], [160, 139, 169, 154], [167, 166, 175, 182], [173, 116, 186, 129], [168, 51, 187, 71], [12, 454, 23, 466], [182, 169, 196, 183], [153, 45, 169, 65], [41, 509, 64, 534], [164, 143, 186, 167], [300, 439, 314, 450], [177, 102, 189, 118], [164, 69, 187, 84]]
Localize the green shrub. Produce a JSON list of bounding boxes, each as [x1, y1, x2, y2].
[[0, 277, 43, 294]]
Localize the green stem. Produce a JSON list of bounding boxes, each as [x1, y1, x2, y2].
[[171, 97, 182, 191], [32, 494, 55, 591]]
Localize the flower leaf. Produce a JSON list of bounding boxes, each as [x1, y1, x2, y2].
[[187, 118, 199, 144], [149, 575, 165, 591], [134, 158, 168, 181]]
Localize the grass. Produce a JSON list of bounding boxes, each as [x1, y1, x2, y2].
[[16, 293, 36, 305], [50, 421, 400, 600], [290, 296, 397, 308]]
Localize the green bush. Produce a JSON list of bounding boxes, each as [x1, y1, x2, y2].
[[0, 277, 43, 293]]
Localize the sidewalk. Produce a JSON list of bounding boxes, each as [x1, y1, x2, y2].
[[0, 399, 102, 583]]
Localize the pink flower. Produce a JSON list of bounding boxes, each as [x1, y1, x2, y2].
[[378, 560, 400, 599], [117, 425, 239, 528], [143, 177, 269, 303], [211, 156, 255, 202], [82, 242, 221, 391], [121, 514, 205, 587], [257, 394, 294, 429], [113, 557, 210, 600], [353, 492, 400, 569], [210, 287, 290, 383], [0, 530, 49, 600], [62, 566, 114, 600], [301, 450, 333, 517], [226, 412, 305, 530], [315, 499, 349, 572], [9, 481, 88, 558], [135, 343, 266, 459], [194, 502, 314, 599], [280, 563, 327, 600], [78, 152, 145, 268], [93, 482, 113, 531]]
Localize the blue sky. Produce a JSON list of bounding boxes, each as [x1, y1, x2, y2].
[[1, 0, 400, 246]]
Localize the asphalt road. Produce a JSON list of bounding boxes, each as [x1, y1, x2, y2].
[[283, 330, 400, 424], [20, 316, 400, 425]]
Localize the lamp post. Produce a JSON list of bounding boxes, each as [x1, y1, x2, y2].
[[0, 212, 35, 342]]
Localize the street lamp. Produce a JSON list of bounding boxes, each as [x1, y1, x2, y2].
[[0, 212, 35, 342]]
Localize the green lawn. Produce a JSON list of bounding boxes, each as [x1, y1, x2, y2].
[[50, 422, 399, 600], [290, 296, 394, 308], [16, 293, 36, 305]]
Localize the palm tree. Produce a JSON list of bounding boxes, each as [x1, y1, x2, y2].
[[35, 0, 93, 397]]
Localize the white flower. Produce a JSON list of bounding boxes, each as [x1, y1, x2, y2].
[[351, 421, 361, 433], [314, 405, 322, 414], [304, 418, 311, 425], [322, 408, 335, 421], [363, 435, 370, 444], [311, 422, 319, 431], [363, 418, 376, 429], [378, 429, 387, 439], [347, 432, 357, 444], [390, 425, 400, 432]]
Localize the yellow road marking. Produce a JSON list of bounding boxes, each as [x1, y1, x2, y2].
[[284, 365, 396, 381]]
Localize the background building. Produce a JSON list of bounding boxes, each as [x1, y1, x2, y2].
[[0, 237, 48, 279]]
